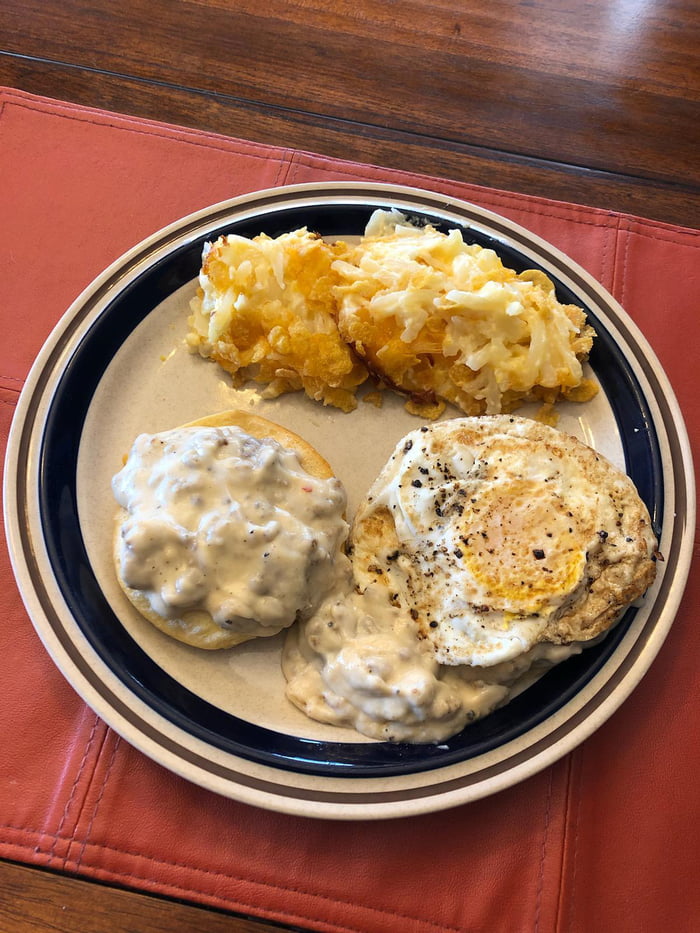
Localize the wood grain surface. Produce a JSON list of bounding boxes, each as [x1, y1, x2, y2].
[[0, 859, 288, 932], [1, 0, 699, 226], [1, 1, 698, 930]]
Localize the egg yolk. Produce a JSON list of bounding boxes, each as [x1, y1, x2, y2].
[[460, 479, 586, 615]]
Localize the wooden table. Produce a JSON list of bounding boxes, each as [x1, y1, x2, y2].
[[1, 1, 698, 930]]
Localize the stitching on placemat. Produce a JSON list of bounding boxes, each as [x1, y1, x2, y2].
[[74, 734, 122, 871], [4, 97, 287, 167], [473, 193, 697, 242], [10, 713, 472, 933], [275, 149, 302, 188], [40, 713, 103, 869], [273, 150, 297, 188], [533, 767, 554, 932], [75, 867, 415, 933], [607, 214, 624, 300], [620, 222, 633, 311], [286, 152, 617, 229], [621, 223, 699, 248], [0, 821, 44, 836], [567, 746, 586, 931], [288, 151, 699, 241], [599, 214, 621, 292], [61, 835, 468, 933], [551, 753, 577, 933]]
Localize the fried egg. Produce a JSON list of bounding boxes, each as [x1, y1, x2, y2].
[[350, 415, 658, 667]]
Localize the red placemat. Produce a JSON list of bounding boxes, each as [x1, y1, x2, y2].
[[1, 86, 698, 933]]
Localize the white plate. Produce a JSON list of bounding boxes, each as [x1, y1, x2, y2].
[[4, 183, 695, 819]]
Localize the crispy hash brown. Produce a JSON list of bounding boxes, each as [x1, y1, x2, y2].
[[187, 228, 368, 411], [332, 212, 597, 419], [187, 212, 597, 420]]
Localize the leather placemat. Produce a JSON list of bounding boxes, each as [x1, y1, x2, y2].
[[1, 86, 698, 933]]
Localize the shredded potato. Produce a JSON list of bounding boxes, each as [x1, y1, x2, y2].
[[332, 211, 597, 417], [187, 212, 597, 419], [187, 228, 368, 411]]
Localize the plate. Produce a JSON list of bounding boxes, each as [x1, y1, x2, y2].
[[4, 183, 694, 819]]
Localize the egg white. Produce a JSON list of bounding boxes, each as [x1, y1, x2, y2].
[[350, 416, 657, 667]]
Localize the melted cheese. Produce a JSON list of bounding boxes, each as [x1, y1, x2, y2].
[[333, 210, 596, 416]]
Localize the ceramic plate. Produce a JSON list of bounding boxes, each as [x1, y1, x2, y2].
[[4, 183, 694, 819]]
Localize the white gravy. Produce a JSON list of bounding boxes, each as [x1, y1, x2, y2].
[[283, 584, 580, 742], [112, 426, 348, 639]]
